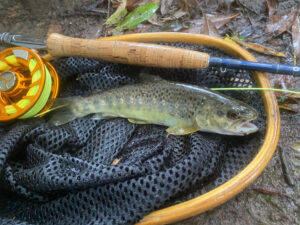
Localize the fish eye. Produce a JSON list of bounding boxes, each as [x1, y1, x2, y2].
[[227, 110, 240, 119]]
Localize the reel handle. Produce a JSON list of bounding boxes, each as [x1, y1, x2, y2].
[[46, 33, 210, 69]]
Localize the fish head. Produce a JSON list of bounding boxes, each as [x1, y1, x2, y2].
[[195, 98, 259, 136]]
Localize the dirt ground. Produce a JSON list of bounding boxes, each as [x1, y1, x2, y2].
[[0, 0, 299, 224]]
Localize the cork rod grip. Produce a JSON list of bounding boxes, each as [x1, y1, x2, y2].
[[46, 33, 210, 69]]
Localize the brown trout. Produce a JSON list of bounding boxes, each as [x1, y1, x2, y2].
[[49, 77, 258, 136]]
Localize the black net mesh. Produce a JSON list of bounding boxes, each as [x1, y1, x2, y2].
[[0, 43, 266, 225]]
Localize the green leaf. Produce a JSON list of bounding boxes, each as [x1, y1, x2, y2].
[[278, 96, 288, 103], [113, 2, 159, 33], [105, 0, 128, 26]]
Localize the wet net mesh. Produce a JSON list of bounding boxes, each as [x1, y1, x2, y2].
[[0, 43, 266, 225]]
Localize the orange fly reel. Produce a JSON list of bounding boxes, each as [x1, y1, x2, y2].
[[0, 47, 59, 122]]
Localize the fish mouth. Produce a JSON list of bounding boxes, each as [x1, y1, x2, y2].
[[209, 121, 258, 136], [218, 120, 258, 136], [234, 121, 258, 135]]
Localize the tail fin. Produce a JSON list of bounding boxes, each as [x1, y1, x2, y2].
[[45, 97, 79, 126]]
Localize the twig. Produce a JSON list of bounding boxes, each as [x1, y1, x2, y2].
[[252, 186, 284, 195], [105, 0, 111, 37], [248, 16, 254, 28]]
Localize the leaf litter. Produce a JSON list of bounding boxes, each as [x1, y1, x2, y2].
[[105, 0, 127, 26], [184, 13, 239, 35], [265, 0, 278, 17], [160, 0, 174, 16], [265, 9, 297, 36], [200, 13, 220, 37]]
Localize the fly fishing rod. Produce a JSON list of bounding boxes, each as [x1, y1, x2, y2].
[[1, 32, 300, 76]]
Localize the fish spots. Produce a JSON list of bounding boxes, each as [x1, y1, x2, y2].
[[82, 103, 89, 111], [217, 110, 224, 117], [74, 103, 82, 113]]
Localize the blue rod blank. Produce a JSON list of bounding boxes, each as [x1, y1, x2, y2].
[[209, 57, 300, 76]]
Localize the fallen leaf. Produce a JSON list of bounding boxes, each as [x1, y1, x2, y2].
[[292, 16, 300, 63], [266, 10, 297, 36], [290, 142, 300, 153], [277, 96, 288, 103], [184, 21, 202, 33], [289, 94, 300, 99], [179, 0, 189, 12], [265, 0, 278, 17], [279, 104, 298, 112], [238, 0, 266, 14], [277, 95, 298, 105], [185, 14, 238, 34], [126, 0, 140, 10], [162, 20, 189, 32], [160, 0, 174, 16], [111, 0, 120, 8], [160, 8, 189, 22], [113, 2, 159, 34], [229, 36, 287, 57], [148, 13, 163, 26], [224, 36, 236, 43], [207, 13, 239, 29], [180, 0, 201, 14], [200, 14, 220, 37], [173, 9, 189, 19], [217, 0, 235, 12], [105, 0, 128, 26]]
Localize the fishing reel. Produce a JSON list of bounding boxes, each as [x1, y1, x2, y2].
[[0, 47, 59, 122]]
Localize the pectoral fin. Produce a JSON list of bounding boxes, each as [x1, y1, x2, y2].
[[166, 122, 199, 135], [128, 118, 149, 124]]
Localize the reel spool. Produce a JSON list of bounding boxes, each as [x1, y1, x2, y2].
[[0, 47, 59, 122]]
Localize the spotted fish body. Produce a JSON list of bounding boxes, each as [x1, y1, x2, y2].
[[50, 79, 258, 136]]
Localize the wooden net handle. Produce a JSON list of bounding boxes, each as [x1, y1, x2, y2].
[[46, 33, 210, 69]]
